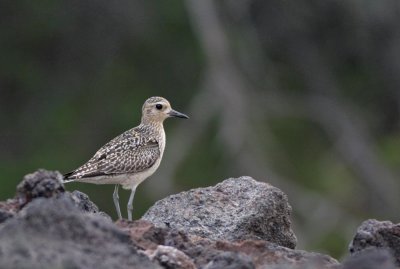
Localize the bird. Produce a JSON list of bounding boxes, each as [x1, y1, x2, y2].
[[64, 96, 189, 221]]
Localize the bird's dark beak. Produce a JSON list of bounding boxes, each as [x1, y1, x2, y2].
[[168, 109, 189, 119]]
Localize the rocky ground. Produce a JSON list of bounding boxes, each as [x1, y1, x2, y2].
[[0, 170, 398, 269]]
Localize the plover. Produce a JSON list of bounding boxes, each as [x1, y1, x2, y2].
[[64, 96, 189, 220]]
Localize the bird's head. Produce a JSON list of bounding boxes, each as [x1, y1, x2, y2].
[[141, 96, 189, 124]]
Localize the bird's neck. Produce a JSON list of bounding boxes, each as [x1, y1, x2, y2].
[[139, 120, 164, 133]]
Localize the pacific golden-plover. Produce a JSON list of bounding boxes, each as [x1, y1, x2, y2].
[[64, 96, 189, 220]]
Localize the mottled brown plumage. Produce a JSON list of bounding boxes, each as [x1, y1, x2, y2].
[[64, 96, 189, 220], [64, 127, 161, 181]]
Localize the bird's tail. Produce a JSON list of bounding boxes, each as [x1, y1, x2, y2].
[[63, 171, 75, 183]]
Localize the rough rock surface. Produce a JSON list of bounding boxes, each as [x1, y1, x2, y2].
[[342, 248, 397, 269], [349, 219, 400, 265], [215, 240, 339, 269], [0, 169, 110, 222], [148, 245, 196, 269], [203, 252, 255, 269], [142, 176, 297, 249], [0, 200, 18, 223], [2, 169, 400, 269], [116, 220, 339, 269], [0, 196, 160, 269], [16, 169, 65, 207]]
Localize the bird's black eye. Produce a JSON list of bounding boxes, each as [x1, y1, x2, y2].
[[156, 104, 163, 110]]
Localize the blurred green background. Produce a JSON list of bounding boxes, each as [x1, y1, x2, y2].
[[1, 0, 400, 260]]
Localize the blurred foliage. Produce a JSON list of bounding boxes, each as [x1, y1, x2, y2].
[[1, 0, 400, 260]]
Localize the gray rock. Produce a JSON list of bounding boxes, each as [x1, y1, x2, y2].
[[142, 176, 297, 249], [148, 245, 196, 269], [70, 190, 99, 213], [215, 240, 339, 269], [203, 252, 255, 269], [16, 169, 65, 207], [1, 170, 343, 269], [68, 190, 111, 219], [343, 248, 396, 269], [4, 169, 111, 221], [349, 219, 400, 265], [24, 190, 112, 220], [0, 196, 160, 269], [0, 208, 14, 223], [119, 220, 338, 269]]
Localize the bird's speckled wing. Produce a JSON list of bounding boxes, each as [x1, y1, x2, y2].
[[64, 128, 160, 179]]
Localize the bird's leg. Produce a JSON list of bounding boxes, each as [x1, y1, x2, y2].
[[113, 184, 122, 220], [127, 186, 137, 221]]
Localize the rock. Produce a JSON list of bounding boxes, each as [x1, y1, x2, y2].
[[147, 245, 196, 269], [0, 196, 160, 269], [215, 240, 339, 269], [116, 220, 338, 269], [142, 176, 297, 249], [349, 219, 400, 265], [20, 190, 110, 220], [0, 199, 18, 224], [16, 169, 65, 207], [0, 209, 13, 223], [0, 169, 67, 224], [342, 248, 397, 269], [70, 190, 99, 213], [68, 190, 111, 219], [117, 220, 211, 267], [2, 170, 378, 269], [1, 169, 111, 223], [203, 252, 255, 269]]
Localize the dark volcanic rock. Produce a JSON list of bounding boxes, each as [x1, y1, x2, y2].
[[0, 169, 111, 223], [69, 190, 107, 216], [0, 196, 160, 269], [16, 169, 65, 207], [1, 170, 373, 269], [349, 219, 400, 265], [117, 220, 338, 269], [142, 176, 297, 249], [117, 220, 211, 267], [343, 248, 396, 269], [0, 199, 18, 223], [0, 208, 13, 223]]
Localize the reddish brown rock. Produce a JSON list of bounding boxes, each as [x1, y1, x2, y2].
[[116, 220, 339, 269]]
